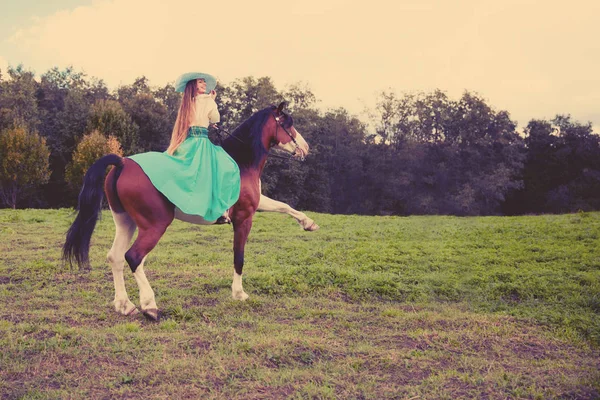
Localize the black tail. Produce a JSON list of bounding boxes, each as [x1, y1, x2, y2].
[[63, 154, 123, 270]]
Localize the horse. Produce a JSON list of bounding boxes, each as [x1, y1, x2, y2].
[[63, 102, 309, 320]]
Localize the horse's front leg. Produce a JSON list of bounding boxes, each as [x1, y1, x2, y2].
[[232, 218, 253, 301], [258, 194, 320, 231]]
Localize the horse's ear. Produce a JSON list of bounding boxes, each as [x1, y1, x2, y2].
[[276, 101, 287, 114]]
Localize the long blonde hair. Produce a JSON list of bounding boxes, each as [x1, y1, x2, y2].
[[166, 80, 198, 155]]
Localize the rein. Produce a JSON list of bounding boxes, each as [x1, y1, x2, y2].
[[212, 113, 305, 162]]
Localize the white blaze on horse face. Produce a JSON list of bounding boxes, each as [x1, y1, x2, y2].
[[274, 127, 309, 158], [293, 128, 309, 158]]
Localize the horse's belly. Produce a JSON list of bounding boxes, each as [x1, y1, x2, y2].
[[174, 207, 217, 225]]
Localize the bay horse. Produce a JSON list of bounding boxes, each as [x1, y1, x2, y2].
[[63, 102, 309, 320]]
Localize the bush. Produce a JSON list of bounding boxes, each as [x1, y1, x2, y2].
[[0, 126, 50, 208], [65, 130, 123, 192]]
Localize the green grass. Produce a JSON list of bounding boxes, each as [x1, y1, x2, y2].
[[0, 209, 598, 399]]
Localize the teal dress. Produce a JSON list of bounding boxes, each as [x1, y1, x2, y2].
[[128, 127, 240, 222]]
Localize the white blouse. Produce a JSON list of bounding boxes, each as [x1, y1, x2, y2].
[[191, 94, 220, 127]]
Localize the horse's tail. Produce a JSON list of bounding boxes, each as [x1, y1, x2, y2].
[[63, 154, 123, 270]]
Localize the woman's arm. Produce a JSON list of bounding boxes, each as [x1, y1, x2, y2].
[[208, 91, 220, 123]]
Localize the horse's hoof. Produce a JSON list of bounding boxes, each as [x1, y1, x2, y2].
[[115, 300, 139, 316], [126, 307, 140, 316], [215, 216, 231, 224], [303, 221, 320, 231], [232, 291, 249, 301], [142, 308, 160, 321]]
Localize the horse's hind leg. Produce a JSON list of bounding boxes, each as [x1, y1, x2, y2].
[[114, 158, 174, 321], [107, 210, 138, 316], [125, 226, 170, 321], [132, 256, 158, 320]]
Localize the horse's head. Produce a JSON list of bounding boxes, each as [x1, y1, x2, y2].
[[223, 102, 310, 168], [265, 102, 309, 160]]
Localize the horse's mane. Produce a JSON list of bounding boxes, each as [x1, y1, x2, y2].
[[222, 106, 275, 168]]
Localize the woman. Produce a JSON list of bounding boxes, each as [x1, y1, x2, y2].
[[128, 72, 240, 223]]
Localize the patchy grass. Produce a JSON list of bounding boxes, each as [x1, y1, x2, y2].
[[0, 209, 598, 399]]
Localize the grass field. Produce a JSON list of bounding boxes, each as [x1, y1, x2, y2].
[[0, 209, 599, 399]]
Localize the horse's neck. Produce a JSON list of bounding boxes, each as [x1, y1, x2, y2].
[[239, 156, 268, 179], [221, 115, 271, 172], [240, 167, 262, 184], [222, 140, 269, 175]]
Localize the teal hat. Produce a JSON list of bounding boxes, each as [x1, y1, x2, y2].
[[174, 72, 217, 94]]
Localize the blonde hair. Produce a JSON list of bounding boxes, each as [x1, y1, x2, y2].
[[166, 80, 198, 155]]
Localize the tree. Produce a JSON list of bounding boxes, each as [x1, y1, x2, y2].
[[369, 90, 524, 215], [117, 77, 172, 152], [281, 82, 318, 113], [35, 67, 112, 207], [153, 83, 180, 130], [517, 115, 600, 213], [441, 93, 524, 215], [306, 109, 369, 214], [87, 99, 139, 155], [65, 130, 123, 193], [0, 126, 51, 208], [38, 67, 109, 156], [218, 76, 282, 131], [0, 65, 40, 133], [371, 90, 416, 147]]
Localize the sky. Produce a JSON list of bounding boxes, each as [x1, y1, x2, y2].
[[1, 0, 599, 131]]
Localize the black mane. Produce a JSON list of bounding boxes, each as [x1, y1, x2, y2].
[[221, 106, 275, 169]]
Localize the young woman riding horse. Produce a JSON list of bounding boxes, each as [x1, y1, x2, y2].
[[63, 72, 309, 320]]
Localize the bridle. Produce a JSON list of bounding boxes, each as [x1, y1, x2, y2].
[[272, 112, 305, 161], [213, 112, 305, 162]]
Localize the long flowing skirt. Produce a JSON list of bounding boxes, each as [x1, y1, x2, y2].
[[128, 127, 240, 222]]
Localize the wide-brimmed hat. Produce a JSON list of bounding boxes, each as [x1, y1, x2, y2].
[[174, 72, 217, 93]]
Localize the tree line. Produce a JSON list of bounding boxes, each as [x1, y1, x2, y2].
[[1, 65, 599, 215]]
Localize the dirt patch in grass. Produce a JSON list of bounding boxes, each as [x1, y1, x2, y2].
[[0, 276, 15, 284], [176, 338, 212, 352], [185, 296, 220, 308]]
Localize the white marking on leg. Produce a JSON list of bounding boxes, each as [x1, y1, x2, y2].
[[232, 272, 249, 301], [108, 211, 138, 316], [133, 258, 158, 314], [258, 194, 319, 231]]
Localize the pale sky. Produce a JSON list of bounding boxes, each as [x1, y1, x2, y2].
[[1, 0, 599, 131]]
